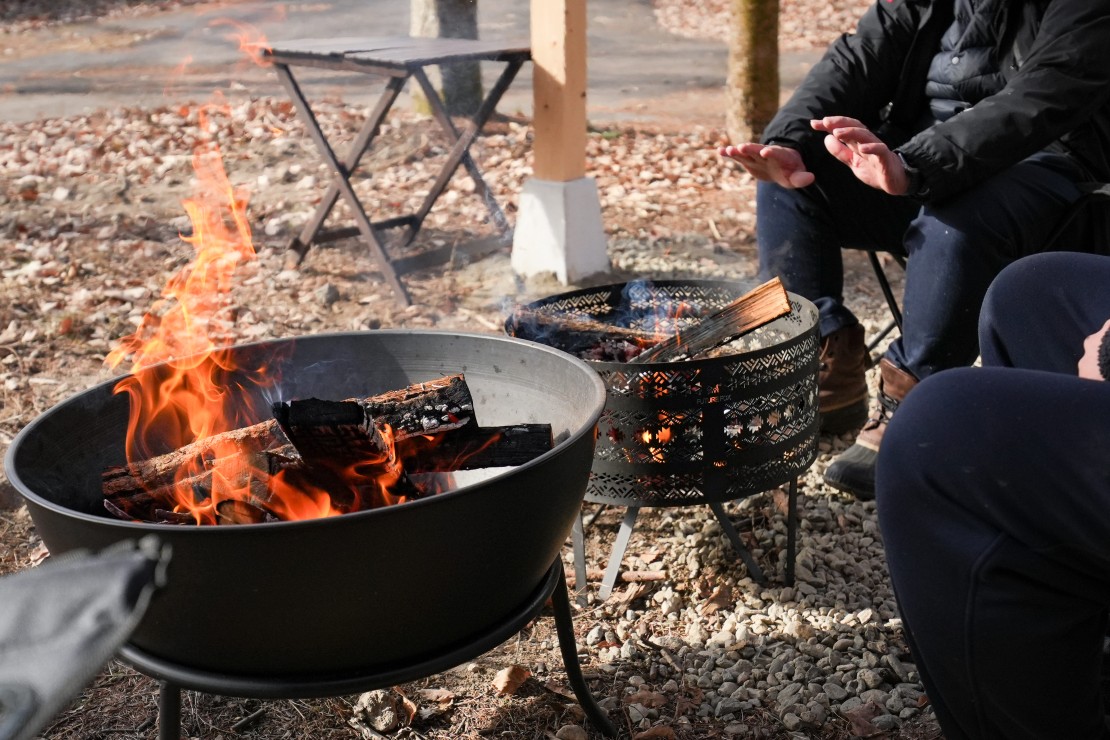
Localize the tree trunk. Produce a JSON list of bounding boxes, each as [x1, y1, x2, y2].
[[725, 0, 779, 143], [410, 0, 483, 117]]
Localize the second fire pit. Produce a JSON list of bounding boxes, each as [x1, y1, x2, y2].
[[507, 279, 820, 596]]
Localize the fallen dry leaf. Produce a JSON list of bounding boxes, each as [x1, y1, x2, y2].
[[632, 726, 677, 739], [543, 678, 577, 701], [674, 687, 704, 716], [772, 486, 791, 516], [415, 687, 454, 718], [699, 582, 733, 616], [492, 664, 532, 696], [607, 580, 650, 610], [841, 699, 885, 737]]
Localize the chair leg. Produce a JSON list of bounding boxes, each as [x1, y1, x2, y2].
[[867, 251, 903, 330]]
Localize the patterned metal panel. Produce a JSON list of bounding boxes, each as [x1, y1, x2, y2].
[[508, 280, 819, 507]]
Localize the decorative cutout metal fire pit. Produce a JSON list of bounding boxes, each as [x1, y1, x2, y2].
[[507, 279, 820, 597], [5, 330, 616, 738]]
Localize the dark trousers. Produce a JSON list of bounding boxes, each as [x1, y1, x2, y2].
[[756, 149, 1105, 379], [876, 252, 1110, 739]]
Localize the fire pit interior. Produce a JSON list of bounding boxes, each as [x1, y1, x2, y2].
[[507, 279, 820, 597], [5, 331, 608, 688]]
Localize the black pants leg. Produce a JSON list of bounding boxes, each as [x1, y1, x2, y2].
[[876, 252, 1110, 739], [757, 149, 1096, 379]]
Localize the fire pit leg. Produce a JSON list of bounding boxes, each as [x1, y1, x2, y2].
[[157, 681, 181, 740], [708, 501, 769, 586], [552, 564, 619, 738], [597, 506, 640, 600], [571, 513, 588, 607], [785, 477, 799, 587]]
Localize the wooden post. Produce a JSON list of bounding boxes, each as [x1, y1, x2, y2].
[[530, 0, 587, 181], [511, 0, 609, 284]]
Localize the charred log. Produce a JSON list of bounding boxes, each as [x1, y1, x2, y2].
[[352, 373, 476, 440], [508, 308, 663, 357], [397, 423, 553, 471]]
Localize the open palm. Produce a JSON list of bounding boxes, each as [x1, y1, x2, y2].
[[812, 116, 909, 195]]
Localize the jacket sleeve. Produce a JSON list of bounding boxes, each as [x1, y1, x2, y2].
[[760, 0, 929, 159], [897, 0, 1110, 202]]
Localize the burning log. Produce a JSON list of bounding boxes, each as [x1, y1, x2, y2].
[[397, 423, 554, 471], [102, 374, 474, 497], [509, 308, 663, 357], [216, 499, 280, 525], [102, 445, 301, 522], [631, 277, 792, 363], [273, 396, 423, 506], [101, 374, 552, 525], [353, 373, 476, 440], [100, 421, 288, 497]]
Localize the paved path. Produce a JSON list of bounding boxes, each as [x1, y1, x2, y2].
[[0, 0, 818, 125]]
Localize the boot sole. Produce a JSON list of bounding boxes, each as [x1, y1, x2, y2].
[[823, 443, 878, 501], [818, 398, 869, 435]]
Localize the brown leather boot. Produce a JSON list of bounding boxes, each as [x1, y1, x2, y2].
[[823, 358, 918, 500], [818, 324, 871, 434]]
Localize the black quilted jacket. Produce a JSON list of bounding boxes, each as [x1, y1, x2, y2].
[[761, 0, 1110, 203]]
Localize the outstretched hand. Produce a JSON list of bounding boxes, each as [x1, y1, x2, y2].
[[718, 143, 816, 189], [812, 116, 909, 196]]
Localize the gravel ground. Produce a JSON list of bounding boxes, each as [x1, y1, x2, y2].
[[0, 2, 941, 739]]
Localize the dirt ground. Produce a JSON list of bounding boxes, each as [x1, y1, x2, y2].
[[0, 1, 946, 739]]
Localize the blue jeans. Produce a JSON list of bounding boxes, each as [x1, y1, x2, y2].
[[756, 149, 1104, 379], [877, 252, 1110, 739]]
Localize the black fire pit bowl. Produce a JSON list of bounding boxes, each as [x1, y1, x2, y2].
[[5, 331, 606, 678]]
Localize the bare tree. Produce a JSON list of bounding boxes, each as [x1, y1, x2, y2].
[[411, 0, 482, 117], [726, 0, 779, 142]]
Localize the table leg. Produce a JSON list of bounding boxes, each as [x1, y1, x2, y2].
[[273, 63, 412, 305], [409, 60, 523, 244], [288, 73, 407, 265]]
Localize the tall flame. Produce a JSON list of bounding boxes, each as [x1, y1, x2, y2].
[[102, 24, 420, 524]]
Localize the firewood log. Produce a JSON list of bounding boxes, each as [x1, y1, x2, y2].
[[508, 308, 663, 355], [631, 277, 793, 363], [397, 424, 553, 471]]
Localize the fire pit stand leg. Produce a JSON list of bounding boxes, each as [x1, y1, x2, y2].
[[593, 479, 802, 598], [707, 501, 769, 586], [571, 513, 589, 607], [597, 506, 640, 601], [551, 564, 619, 738], [157, 681, 181, 740], [785, 477, 799, 586]]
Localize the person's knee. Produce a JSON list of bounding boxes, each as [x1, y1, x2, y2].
[[985, 253, 1066, 313], [876, 368, 983, 500]]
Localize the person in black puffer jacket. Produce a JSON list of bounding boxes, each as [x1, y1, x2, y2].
[[875, 250, 1110, 739], [719, 0, 1110, 500]]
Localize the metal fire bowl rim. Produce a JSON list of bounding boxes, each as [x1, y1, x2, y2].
[[4, 329, 607, 534]]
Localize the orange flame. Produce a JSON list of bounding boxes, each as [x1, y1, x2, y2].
[[102, 25, 430, 525], [211, 18, 274, 68]]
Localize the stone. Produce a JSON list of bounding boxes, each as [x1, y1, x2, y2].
[[555, 725, 588, 740]]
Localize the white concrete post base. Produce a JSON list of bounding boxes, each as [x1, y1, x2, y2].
[[511, 176, 610, 284]]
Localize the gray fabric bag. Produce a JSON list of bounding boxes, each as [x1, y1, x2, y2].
[[0, 536, 170, 740]]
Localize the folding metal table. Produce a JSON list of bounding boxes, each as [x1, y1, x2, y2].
[[263, 37, 531, 306]]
